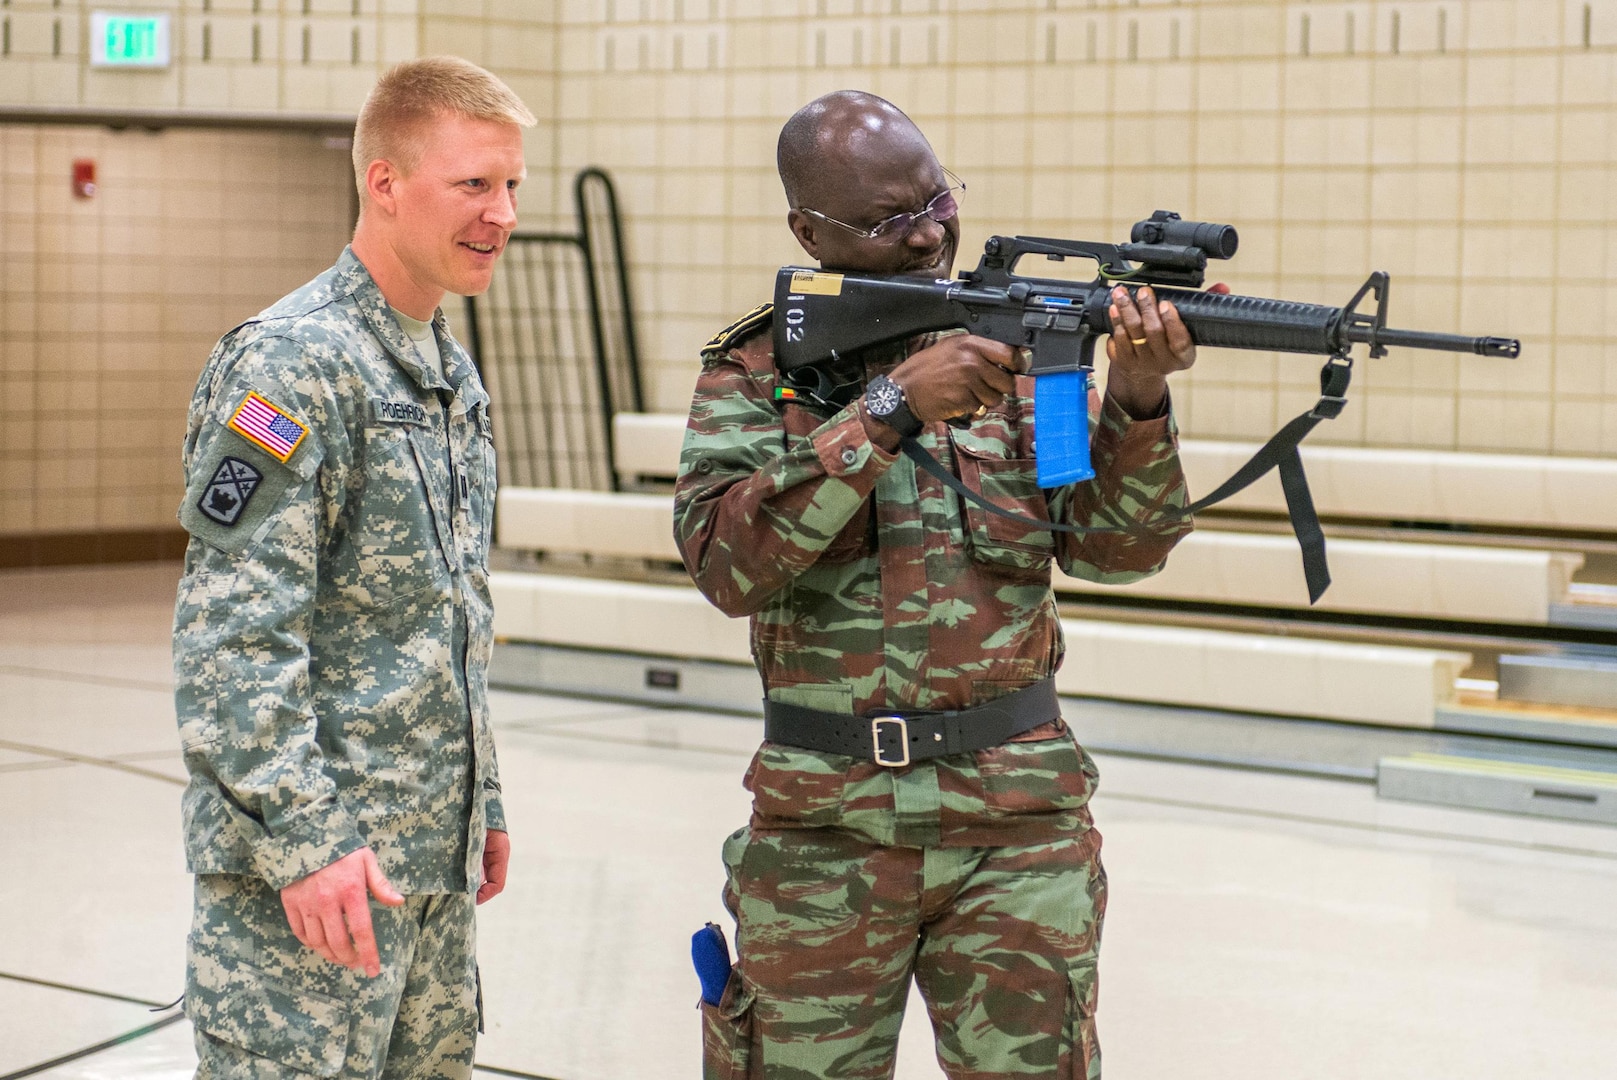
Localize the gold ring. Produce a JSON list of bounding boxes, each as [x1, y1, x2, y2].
[[1130, 337, 1148, 346]]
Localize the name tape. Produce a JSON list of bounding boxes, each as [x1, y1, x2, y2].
[[374, 399, 429, 426]]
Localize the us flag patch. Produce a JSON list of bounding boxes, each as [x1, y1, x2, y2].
[[228, 391, 308, 463]]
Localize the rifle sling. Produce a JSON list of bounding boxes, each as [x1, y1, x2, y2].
[[898, 356, 1353, 604]]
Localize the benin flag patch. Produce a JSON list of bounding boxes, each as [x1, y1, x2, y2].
[[227, 391, 309, 463]]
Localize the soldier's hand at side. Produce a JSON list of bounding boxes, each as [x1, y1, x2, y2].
[[280, 847, 404, 978], [477, 829, 509, 905], [889, 335, 1024, 424]]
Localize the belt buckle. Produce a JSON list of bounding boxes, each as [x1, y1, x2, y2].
[[870, 716, 911, 768]]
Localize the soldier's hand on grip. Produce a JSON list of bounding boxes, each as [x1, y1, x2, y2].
[[890, 334, 1025, 423]]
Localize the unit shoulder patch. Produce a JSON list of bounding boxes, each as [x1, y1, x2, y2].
[[227, 391, 309, 464], [197, 457, 263, 527], [179, 434, 302, 555], [703, 303, 773, 354]]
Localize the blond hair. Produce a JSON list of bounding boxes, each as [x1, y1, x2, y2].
[[352, 56, 536, 199]]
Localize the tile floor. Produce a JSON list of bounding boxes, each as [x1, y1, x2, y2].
[[4, 563, 1617, 1079]]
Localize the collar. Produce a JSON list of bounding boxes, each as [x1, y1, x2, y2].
[[339, 247, 484, 408]]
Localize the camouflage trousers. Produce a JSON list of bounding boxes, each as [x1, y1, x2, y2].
[[186, 874, 479, 1079], [704, 825, 1107, 1080]]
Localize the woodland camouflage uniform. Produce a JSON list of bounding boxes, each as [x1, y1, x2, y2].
[[674, 311, 1191, 1079], [173, 248, 501, 1077]]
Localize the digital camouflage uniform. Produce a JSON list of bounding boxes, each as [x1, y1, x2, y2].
[[674, 310, 1191, 1079], [173, 248, 502, 1078]]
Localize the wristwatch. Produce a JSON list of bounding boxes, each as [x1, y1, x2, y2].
[[864, 373, 922, 438]]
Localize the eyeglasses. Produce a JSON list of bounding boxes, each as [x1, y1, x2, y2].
[[797, 169, 965, 242]]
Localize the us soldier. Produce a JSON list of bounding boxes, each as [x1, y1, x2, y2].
[[675, 91, 1206, 1078], [172, 57, 532, 1077]]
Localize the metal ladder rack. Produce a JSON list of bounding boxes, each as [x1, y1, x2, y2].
[[465, 167, 644, 492]]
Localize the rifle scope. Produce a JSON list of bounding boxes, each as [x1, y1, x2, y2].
[[1130, 211, 1238, 260]]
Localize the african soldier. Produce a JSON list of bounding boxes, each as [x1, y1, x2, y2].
[[674, 91, 1206, 1078], [172, 57, 531, 1077]]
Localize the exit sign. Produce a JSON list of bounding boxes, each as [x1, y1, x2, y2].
[[90, 12, 172, 69]]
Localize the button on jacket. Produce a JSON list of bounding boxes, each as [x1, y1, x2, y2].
[[674, 315, 1191, 848], [173, 248, 502, 895]]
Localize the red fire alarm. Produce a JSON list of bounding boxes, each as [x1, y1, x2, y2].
[[73, 159, 97, 199]]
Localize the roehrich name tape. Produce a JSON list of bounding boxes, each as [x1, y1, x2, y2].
[[374, 399, 429, 425]]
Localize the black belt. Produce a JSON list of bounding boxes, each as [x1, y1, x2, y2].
[[762, 678, 1061, 768]]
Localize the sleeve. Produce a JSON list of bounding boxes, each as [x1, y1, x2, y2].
[[672, 345, 898, 617], [1047, 389, 1194, 585], [172, 337, 365, 890], [483, 770, 506, 833]]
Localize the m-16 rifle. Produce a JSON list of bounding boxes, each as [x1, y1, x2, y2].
[[771, 212, 1521, 602]]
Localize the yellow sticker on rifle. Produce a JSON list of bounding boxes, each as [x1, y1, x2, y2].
[[789, 271, 844, 296]]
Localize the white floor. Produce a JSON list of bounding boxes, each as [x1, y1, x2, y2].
[[4, 563, 1617, 1079]]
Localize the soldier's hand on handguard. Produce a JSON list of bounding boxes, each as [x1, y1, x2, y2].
[[280, 846, 405, 978], [1105, 282, 1230, 420], [863, 335, 1026, 449]]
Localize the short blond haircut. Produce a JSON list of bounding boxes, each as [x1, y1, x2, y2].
[[352, 56, 536, 199]]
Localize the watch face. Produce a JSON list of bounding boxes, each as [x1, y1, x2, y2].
[[868, 378, 903, 416]]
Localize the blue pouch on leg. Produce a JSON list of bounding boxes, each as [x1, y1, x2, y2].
[[692, 922, 733, 1007]]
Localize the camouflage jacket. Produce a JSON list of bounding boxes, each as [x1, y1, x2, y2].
[[173, 248, 502, 894], [674, 309, 1190, 848]]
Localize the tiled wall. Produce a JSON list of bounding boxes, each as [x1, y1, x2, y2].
[[0, 2, 559, 131], [518, 0, 1617, 459], [0, 2, 560, 543], [0, 124, 354, 537], [4, 0, 1617, 545], [0, 0, 417, 115]]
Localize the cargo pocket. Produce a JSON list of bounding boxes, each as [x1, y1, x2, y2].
[[950, 431, 1054, 577], [186, 955, 351, 1076], [749, 683, 855, 827], [1061, 959, 1101, 1080], [979, 729, 1096, 816], [744, 742, 850, 828], [700, 969, 756, 1080]]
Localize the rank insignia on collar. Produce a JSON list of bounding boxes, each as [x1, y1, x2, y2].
[[198, 457, 262, 527]]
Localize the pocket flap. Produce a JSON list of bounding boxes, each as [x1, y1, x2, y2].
[[950, 429, 1007, 461], [188, 957, 351, 1076], [947, 434, 1054, 561], [718, 967, 756, 1022], [1067, 958, 1099, 1019]]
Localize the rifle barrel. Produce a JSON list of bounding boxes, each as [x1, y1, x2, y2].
[[1346, 324, 1521, 358]]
